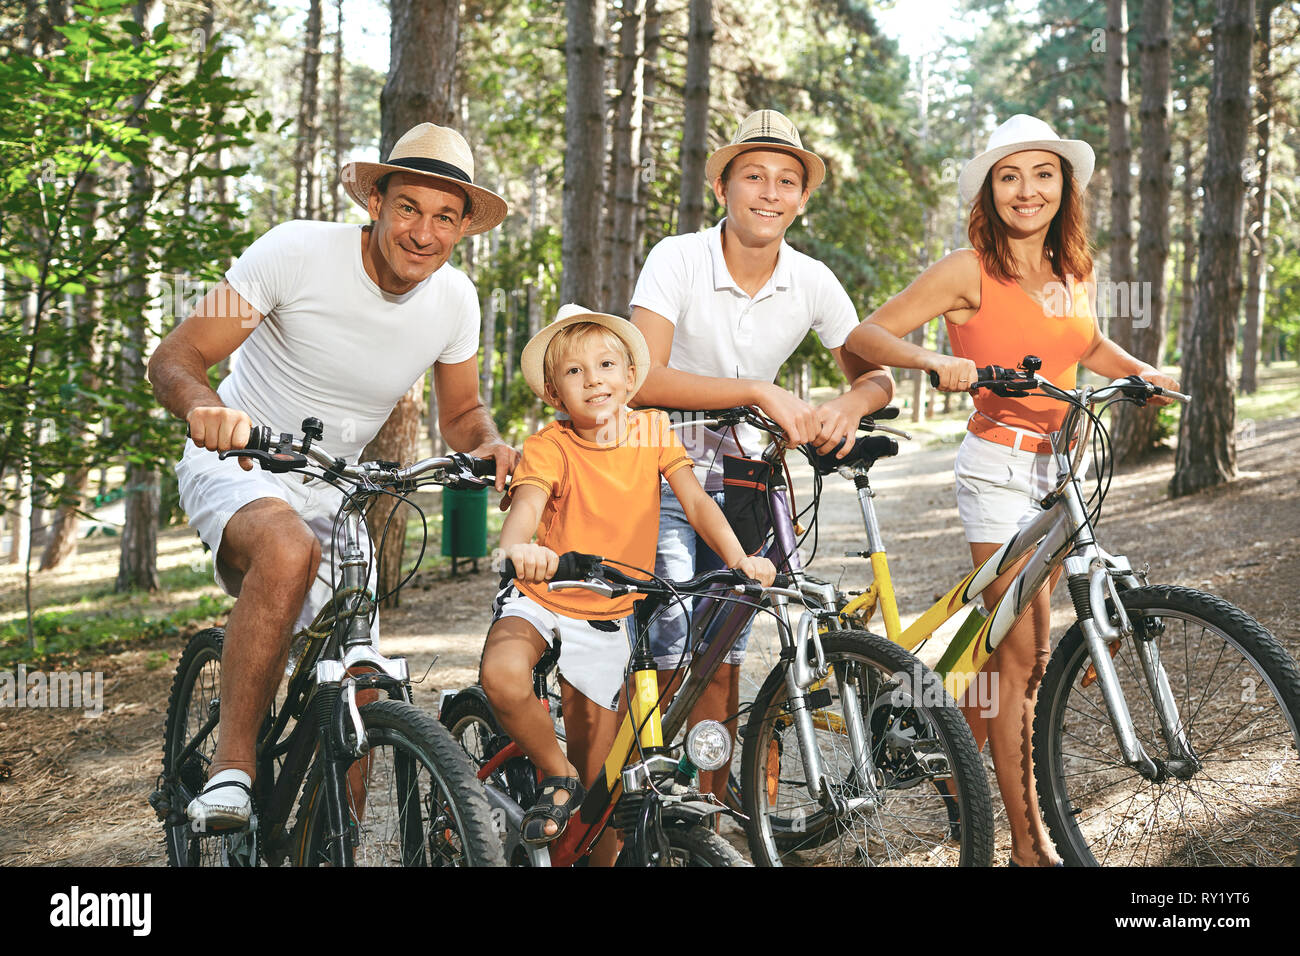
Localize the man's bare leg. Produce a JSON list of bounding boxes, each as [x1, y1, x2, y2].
[[208, 497, 322, 779]]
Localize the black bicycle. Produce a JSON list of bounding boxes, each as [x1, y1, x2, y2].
[[150, 417, 505, 867]]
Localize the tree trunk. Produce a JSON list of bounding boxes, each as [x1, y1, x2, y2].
[[368, 0, 459, 607], [117, 0, 159, 593], [1171, 0, 1255, 498], [329, 0, 344, 221], [293, 0, 324, 220], [634, 0, 660, 269], [1112, 0, 1173, 461], [1177, 134, 1196, 362], [381, 0, 458, 152], [1239, 0, 1276, 394], [609, 0, 645, 314], [362, 380, 425, 608], [1104, 0, 1135, 352], [677, 0, 712, 235], [561, 0, 606, 305], [908, 325, 927, 423]]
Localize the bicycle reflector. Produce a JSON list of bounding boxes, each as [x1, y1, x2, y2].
[[685, 720, 731, 772]]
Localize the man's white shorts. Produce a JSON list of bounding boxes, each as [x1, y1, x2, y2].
[[491, 582, 633, 711], [952, 432, 1089, 545], [174, 440, 377, 639]]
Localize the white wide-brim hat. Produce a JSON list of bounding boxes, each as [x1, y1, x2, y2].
[[521, 304, 651, 402], [340, 123, 508, 235], [704, 109, 826, 193], [958, 114, 1095, 206]]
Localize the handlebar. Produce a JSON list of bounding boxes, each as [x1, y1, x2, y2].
[[928, 356, 1190, 406], [499, 551, 797, 601], [206, 418, 497, 487]]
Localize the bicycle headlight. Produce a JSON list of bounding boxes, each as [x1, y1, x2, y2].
[[685, 720, 731, 772]]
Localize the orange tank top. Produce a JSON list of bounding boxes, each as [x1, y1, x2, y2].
[[945, 258, 1097, 435]]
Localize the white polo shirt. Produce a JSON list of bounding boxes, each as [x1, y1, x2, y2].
[[630, 219, 858, 488]]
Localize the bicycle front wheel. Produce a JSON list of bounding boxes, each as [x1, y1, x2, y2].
[[294, 699, 505, 866], [1034, 585, 1300, 866], [740, 630, 993, 866], [160, 627, 239, 867]]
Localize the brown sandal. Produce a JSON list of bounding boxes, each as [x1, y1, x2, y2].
[[520, 775, 586, 846]]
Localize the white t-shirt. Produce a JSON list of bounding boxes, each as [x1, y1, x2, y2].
[[629, 219, 858, 488], [220, 220, 480, 460]]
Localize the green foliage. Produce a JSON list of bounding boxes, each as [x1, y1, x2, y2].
[[0, 0, 265, 522], [0, 593, 231, 668]]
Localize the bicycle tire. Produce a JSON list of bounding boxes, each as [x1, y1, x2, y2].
[[294, 699, 505, 866], [663, 824, 748, 866], [1034, 585, 1300, 866], [441, 689, 539, 811], [740, 630, 994, 866], [161, 627, 253, 867]]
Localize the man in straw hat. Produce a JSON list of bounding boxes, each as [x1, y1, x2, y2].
[[628, 108, 894, 802], [148, 123, 515, 830]]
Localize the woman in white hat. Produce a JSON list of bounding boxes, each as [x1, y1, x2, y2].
[[846, 114, 1179, 866]]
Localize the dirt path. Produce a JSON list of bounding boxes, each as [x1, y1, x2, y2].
[[2, 416, 1296, 865]]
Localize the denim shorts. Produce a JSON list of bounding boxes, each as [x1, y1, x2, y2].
[[647, 484, 754, 669]]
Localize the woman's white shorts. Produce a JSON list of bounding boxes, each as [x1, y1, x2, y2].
[[491, 583, 634, 711], [952, 432, 1087, 544]]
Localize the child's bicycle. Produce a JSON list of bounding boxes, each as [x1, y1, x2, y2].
[[149, 417, 506, 867], [831, 357, 1300, 866], [442, 408, 996, 867]]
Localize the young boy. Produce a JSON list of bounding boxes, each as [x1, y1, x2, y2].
[[481, 304, 775, 853]]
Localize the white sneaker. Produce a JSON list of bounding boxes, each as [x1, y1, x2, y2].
[[186, 769, 253, 831]]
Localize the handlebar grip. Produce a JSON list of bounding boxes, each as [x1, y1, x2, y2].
[[501, 551, 604, 583], [861, 406, 900, 427], [928, 370, 940, 388], [451, 452, 496, 478]]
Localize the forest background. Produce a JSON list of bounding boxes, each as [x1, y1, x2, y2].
[[1, 0, 1296, 646]]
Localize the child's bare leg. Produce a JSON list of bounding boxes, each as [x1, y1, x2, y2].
[[480, 617, 574, 783], [559, 676, 622, 865]]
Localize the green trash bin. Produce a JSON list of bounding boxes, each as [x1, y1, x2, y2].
[[442, 486, 489, 574]]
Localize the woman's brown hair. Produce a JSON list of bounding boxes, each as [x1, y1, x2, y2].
[[967, 156, 1093, 284]]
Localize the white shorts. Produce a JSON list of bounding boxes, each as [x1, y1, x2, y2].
[[491, 583, 634, 711], [952, 433, 1088, 544], [174, 440, 378, 640]]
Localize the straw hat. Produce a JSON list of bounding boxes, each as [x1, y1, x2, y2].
[[340, 123, 508, 235], [520, 304, 650, 402], [704, 109, 826, 193], [958, 114, 1095, 206]]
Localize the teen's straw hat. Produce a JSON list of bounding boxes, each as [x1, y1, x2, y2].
[[958, 114, 1095, 206], [340, 123, 508, 235], [704, 109, 826, 193], [521, 304, 651, 402]]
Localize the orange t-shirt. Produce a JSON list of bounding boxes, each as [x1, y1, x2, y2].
[[509, 409, 693, 620], [946, 259, 1097, 435]]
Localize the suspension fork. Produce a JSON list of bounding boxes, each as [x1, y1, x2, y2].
[[776, 597, 880, 810], [1059, 480, 1169, 780]]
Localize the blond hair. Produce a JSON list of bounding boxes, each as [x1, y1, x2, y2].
[[542, 323, 635, 401]]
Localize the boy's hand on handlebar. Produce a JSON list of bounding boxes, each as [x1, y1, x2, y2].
[[757, 383, 819, 446], [812, 395, 861, 457], [735, 555, 777, 588], [187, 406, 254, 470], [925, 355, 979, 393], [469, 440, 519, 492], [504, 543, 558, 583]]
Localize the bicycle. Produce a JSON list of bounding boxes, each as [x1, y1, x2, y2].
[[443, 408, 995, 867], [150, 417, 506, 867], [830, 356, 1300, 866]]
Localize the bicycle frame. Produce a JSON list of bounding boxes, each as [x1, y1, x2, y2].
[[838, 382, 1194, 781]]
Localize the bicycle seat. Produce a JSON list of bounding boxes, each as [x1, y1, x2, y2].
[[806, 434, 898, 476]]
